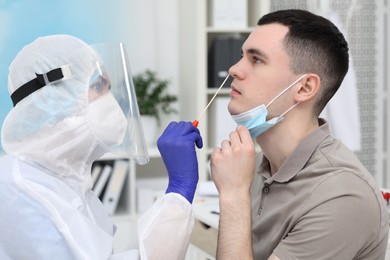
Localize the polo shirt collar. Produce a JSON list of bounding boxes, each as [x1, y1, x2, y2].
[[257, 118, 330, 184]]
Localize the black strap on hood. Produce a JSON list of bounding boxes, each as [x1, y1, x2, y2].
[[10, 67, 65, 107]]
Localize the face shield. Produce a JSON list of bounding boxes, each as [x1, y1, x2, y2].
[[2, 35, 149, 166], [87, 43, 149, 165]]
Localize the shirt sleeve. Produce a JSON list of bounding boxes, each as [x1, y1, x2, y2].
[[274, 172, 388, 260], [137, 193, 195, 260]]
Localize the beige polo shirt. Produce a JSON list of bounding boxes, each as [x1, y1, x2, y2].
[[250, 119, 389, 260]]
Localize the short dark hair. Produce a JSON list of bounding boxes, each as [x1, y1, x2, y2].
[[258, 9, 349, 116]]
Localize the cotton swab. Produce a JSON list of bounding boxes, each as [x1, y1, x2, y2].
[[192, 74, 230, 127]]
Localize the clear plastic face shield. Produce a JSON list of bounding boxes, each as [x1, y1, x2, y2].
[[3, 36, 148, 166], [88, 43, 149, 165]]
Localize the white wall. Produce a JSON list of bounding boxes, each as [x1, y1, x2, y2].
[[115, 0, 180, 131]]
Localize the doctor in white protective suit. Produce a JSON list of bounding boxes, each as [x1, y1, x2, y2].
[[0, 34, 203, 260]]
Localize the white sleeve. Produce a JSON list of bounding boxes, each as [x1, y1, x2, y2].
[[137, 193, 195, 260]]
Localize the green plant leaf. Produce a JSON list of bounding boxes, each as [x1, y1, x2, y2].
[[133, 70, 178, 125]]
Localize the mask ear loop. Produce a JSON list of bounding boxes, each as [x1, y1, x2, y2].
[[266, 74, 307, 109], [280, 101, 300, 117]]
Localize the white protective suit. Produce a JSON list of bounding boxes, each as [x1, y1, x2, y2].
[[0, 35, 194, 260]]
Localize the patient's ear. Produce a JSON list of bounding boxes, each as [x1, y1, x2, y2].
[[295, 74, 320, 102]]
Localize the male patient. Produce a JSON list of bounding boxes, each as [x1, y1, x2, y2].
[[211, 9, 389, 260]]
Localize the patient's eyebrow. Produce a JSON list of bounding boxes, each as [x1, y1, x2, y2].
[[246, 48, 269, 61]]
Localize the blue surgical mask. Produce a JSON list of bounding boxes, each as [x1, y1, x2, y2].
[[231, 74, 306, 138]]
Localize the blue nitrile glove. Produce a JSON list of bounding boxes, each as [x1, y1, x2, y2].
[[157, 121, 203, 203]]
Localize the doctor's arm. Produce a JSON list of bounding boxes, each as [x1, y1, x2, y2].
[[137, 121, 202, 260], [210, 126, 256, 260]]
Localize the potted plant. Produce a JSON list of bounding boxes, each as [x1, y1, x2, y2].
[[133, 70, 177, 145]]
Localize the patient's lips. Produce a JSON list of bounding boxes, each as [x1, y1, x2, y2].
[[231, 85, 241, 97]]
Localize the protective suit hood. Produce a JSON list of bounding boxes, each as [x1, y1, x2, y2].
[[1, 34, 138, 195]]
